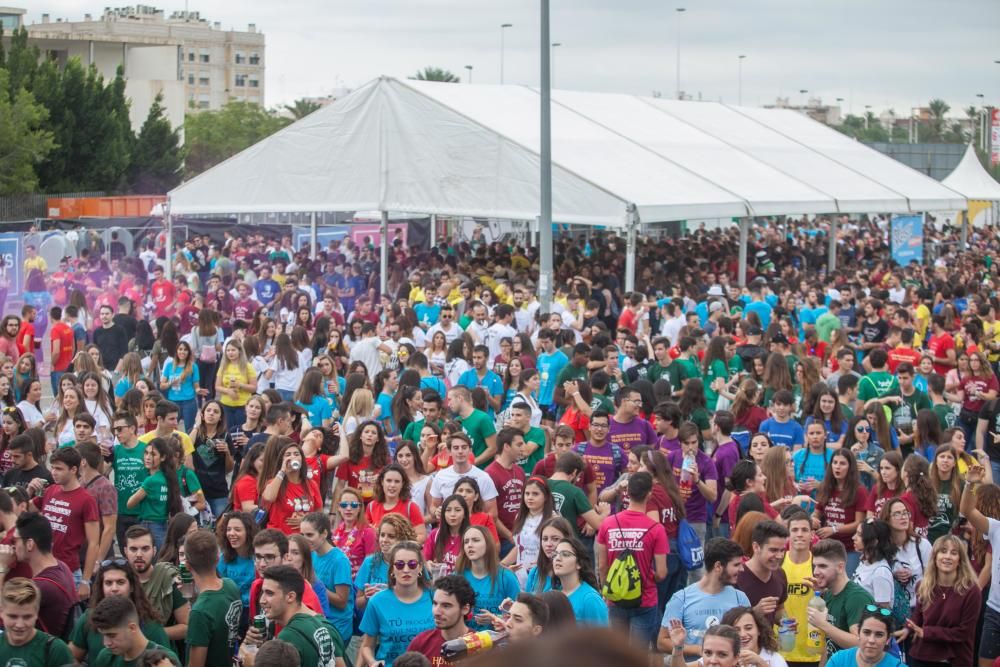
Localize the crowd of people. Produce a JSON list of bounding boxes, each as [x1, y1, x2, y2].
[[0, 214, 997, 667]]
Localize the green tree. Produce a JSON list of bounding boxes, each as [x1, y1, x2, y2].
[[127, 92, 183, 193], [1, 26, 40, 102], [0, 70, 56, 195], [927, 98, 950, 142], [183, 100, 291, 177], [410, 67, 460, 83], [284, 98, 321, 119]]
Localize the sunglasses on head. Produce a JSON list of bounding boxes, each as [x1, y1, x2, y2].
[[393, 559, 420, 571], [100, 558, 129, 569], [864, 605, 892, 617], [339, 501, 360, 509]]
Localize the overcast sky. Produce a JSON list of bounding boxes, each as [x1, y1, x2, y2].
[[23, 0, 1000, 116]]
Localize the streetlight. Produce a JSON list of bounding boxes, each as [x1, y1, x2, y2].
[[977, 93, 986, 150], [551, 42, 561, 88], [675, 8, 686, 100], [864, 105, 872, 130], [500, 23, 512, 84], [540, 0, 553, 310], [737, 54, 746, 106], [465, 65, 473, 83]]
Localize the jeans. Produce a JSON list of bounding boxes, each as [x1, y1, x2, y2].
[[846, 550, 861, 578], [50, 370, 65, 398], [116, 514, 140, 557], [207, 496, 229, 521], [142, 520, 167, 552], [277, 389, 294, 402], [174, 398, 198, 433], [608, 604, 659, 649], [223, 405, 246, 434], [991, 460, 1000, 489], [686, 521, 707, 584], [657, 551, 686, 617]]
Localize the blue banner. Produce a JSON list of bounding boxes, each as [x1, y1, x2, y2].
[[0, 233, 22, 296], [890, 215, 923, 266]]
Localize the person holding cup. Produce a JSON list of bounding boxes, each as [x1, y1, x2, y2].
[[260, 441, 321, 535], [190, 400, 234, 519], [720, 606, 790, 667]]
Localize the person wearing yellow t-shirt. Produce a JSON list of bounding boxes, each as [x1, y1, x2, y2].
[[214, 340, 258, 427], [781, 509, 822, 667], [910, 298, 930, 349], [138, 399, 195, 467], [22, 244, 47, 275]]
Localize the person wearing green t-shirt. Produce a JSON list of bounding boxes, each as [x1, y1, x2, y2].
[[184, 529, 242, 667], [447, 386, 497, 467], [673, 338, 702, 389], [239, 564, 346, 667], [548, 452, 609, 539], [646, 337, 673, 389], [0, 578, 75, 667], [126, 438, 182, 551], [855, 349, 900, 415], [401, 391, 445, 443], [806, 538, 875, 658], [112, 413, 148, 549], [88, 594, 180, 667], [506, 402, 545, 474]]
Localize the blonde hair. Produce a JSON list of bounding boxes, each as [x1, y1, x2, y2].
[[2, 578, 40, 609], [219, 339, 251, 377], [761, 445, 792, 502], [343, 388, 375, 424], [916, 534, 977, 610]]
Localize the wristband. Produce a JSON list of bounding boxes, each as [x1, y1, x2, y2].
[[276, 471, 286, 480]]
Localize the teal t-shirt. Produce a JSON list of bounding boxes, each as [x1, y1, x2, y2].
[[461, 568, 521, 631], [218, 554, 256, 607], [567, 582, 610, 625], [312, 547, 354, 644], [358, 588, 434, 666], [114, 441, 148, 518]]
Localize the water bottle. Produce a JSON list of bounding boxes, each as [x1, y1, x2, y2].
[[806, 591, 826, 656], [680, 455, 694, 494], [778, 615, 796, 653]]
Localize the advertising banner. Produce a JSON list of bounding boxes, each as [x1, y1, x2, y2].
[[890, 215, 923, 266]]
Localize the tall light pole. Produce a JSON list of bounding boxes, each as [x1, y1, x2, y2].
[[737, 54, 746, 106], [551, 42, 561, 88], [465, 65, 473, 83], [539, 0, 553, 312], [675, 7, 686, 100], [864, 105, 872, 130], [977, 93, 986, 150], [500, 23, 512, 84]]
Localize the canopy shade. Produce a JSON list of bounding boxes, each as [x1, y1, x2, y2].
[[169, 77, 966, 223], [941, 144, 1000, 202]]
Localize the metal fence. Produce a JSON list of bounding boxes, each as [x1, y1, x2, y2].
[[0, 191, 105, 223]]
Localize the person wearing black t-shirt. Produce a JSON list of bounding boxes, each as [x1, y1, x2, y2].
[[1, 434, 52, 493]]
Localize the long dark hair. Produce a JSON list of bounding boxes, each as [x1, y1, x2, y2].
[[374, 463, 412, 503], [433, 494, 470, 562], [859, 519, 897, 564], [348, 420, 390, 467], [816, 448, 860, 508], [90, 560, 163, 624], [513, 477, 554, 535], [157, 513, 196, 565], [274, 333, 298, 371], [555, 536, 600, 591], [216, 511, 257, 562], [634, 446, 686, 520], [532, 516, 574, 594], [147, 437, 183, 518]]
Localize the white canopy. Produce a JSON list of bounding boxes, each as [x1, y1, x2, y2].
[[169, 77, 966, 224], [942, 144, 1000, 202]]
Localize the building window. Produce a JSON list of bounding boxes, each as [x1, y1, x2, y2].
[[248, 77, 259, 88], [235, 74, 246, 87], [198, 93, 210, 109], [188, 51, 195, 62], [249, 52, 260, 65], [198, 71, 209, 86], [199, 48, 209, 63], [235, 51, 245, 64], [187, 73, 194, 84]]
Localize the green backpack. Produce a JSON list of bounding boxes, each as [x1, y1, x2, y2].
[[602, 516, 654, 608]]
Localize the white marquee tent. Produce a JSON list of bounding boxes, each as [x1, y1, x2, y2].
[[941, 144, 1000, 249], [168, 76, 966, 287]]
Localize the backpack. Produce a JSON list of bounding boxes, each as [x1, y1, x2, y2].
[[602, 515, 654, 608], [676, 519, 704, 570], [884, 562, 912, 628], [575, 443, 624, 478], [36, 575, 85, 642]]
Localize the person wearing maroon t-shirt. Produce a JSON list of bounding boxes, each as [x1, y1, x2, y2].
[[149, 266, 176, 319], [813, 448, 868, 575], [485, 428, 525, 554], [532, 426, 597, 503], [232, 282, 261, 323], [406, 574, 476, 667]]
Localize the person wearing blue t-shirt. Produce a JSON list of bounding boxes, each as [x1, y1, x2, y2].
[[302, 514, 355, 644], [745, 289, 773, 330], [254, 267, 280, 309], [551, 537, 609, 626], [758, 391, 804, 450], [457, 526, 521, 631], [295, 371, 335, 428], [457, 346, 504, 418], [659, 537, 751, 651], [823, 609, 903, 667], [160, 346, 201, 431], [792, 421, 832, 498], [359, 543, 434, 667], [414, 301, 441, 328], [535, 330, 568, 418]]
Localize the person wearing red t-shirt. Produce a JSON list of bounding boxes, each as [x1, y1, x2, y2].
[[246, 529, 324, 631], [484, 429, 525, 551], [48, 306, 75, 395], [149, 266, 175, 319], [365, 464, 427, 543], [531, 429, 597, 502], [813, 449, 868, 572], [33, 447, 99, 599], [232, 282, 261, 323], [929, 314, 957, 376], [15, 305, 35, 357], [261, 443, 322, 535], [335, 422, 390, 505], [886, 332, 923, 374], [407, 574, 476, 667]]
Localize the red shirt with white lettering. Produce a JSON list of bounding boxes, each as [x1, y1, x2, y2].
[[34, 485, 99, 573], [408, 628, 454, 667], [816, 485, 869, 551], [265, 478, 322, 535], [150, 279, 176, 318], [596, 509, 668, 609], [485, 460, 526, 531]]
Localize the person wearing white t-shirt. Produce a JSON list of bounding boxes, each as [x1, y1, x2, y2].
[[960, 465, 1000, 664], [429, 432, 498, 521], [348, 322, 393, 380], [484, 304, 517, 367], [426, 305, 462, 344]]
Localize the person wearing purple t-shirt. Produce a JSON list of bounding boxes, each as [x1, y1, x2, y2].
[[652, 402, 682, 454], [576, 410, 625, 495], [667, 422, 718, 583], [607, 387, 657, 455], [708, 411, 741, 539]]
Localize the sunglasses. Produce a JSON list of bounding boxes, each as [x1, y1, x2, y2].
[[393, 559, 420, 571], [100, 558, 129, 569], [864, 605, 892, 617], [339, 502, 360, 509]]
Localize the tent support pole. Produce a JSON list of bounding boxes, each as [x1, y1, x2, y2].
[[380, 210, 389, 298], [624, 206, 638, 293], [960, 209, 968, 253], [309, 212, 317, 261], [165, 203, 173, 281], [828, 216, 838, 273], [738, 217, 749, 287], [539, 0, 553, 313]]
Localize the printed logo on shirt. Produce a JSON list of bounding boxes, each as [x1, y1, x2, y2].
[[225, 599, 241, 647]]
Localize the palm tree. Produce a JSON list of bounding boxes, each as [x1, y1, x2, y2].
[[410, 67, 460, 83], [284, 98, 322, 119], [927, 98, 950, 142], [966, 106, 980, 145]]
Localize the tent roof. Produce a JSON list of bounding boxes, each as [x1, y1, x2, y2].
[[169, 77, 966, 223], [942, 144, 1000, 202]]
